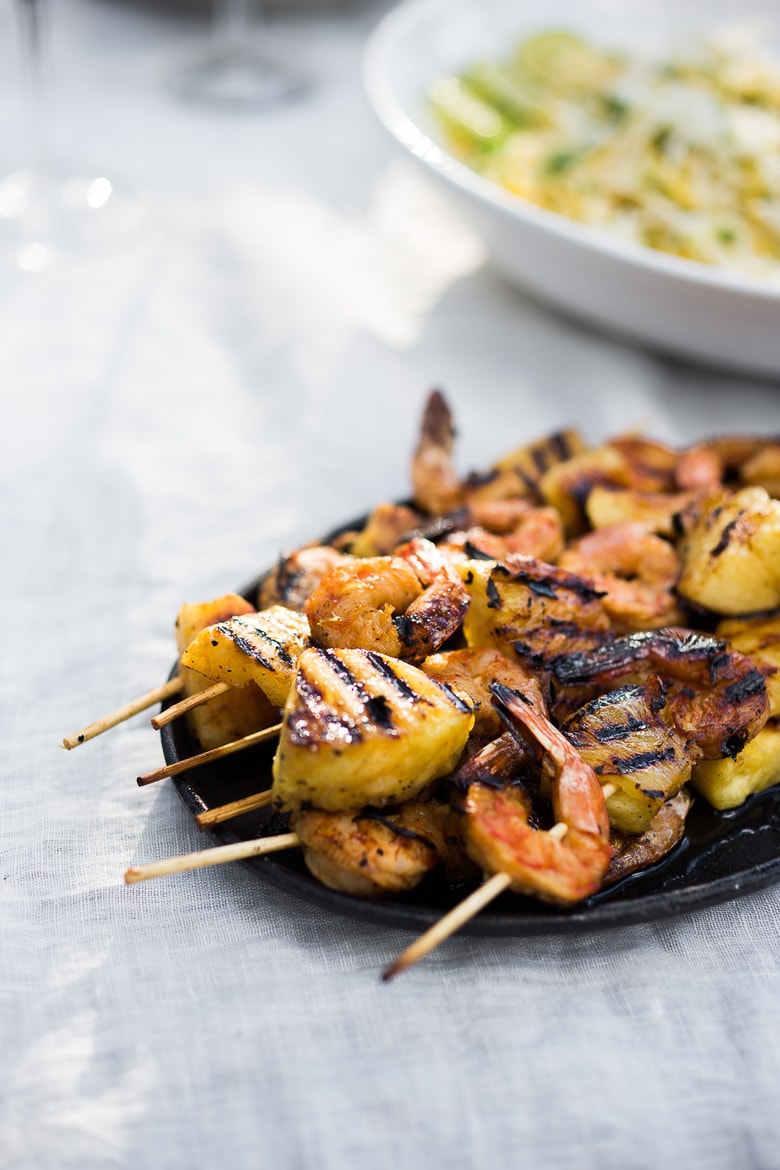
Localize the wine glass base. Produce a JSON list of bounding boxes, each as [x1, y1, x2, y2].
[[172, 48, 309, 109]]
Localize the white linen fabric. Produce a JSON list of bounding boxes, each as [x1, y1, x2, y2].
[[2, 3, 780, 1168]]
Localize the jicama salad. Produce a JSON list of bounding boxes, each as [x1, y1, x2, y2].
[[430, 28, 780, 278]]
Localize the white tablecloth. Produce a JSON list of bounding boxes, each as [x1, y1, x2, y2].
[[3, 2, 780, 1166]]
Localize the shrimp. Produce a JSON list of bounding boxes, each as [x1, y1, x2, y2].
[[422, 647, 547, 739], [259, 545, 349, 612], [447, 499, 565, 563], [305, 538, 469, 663], [385, 538, 470, 662], [335, 502, 421, 557], [305, 556, 422, 657], [675, 444, 724, 491], [411, 389, 464, 516], [675, 436, 780, 492], [452, 730, 529, 791], [291, 800, 448, 897], [457, 685, 612, 905], [604, 789, 693, 886], [551, 628, 769, 760], [558, 522, 684, 631]]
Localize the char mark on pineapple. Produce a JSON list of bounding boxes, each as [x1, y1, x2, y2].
[[364, 651, 430, 706], [710, 515, 742, 558], [287, 671, 365, 748]]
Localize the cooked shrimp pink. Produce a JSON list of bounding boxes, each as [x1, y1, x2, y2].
[[291, 801, 448, 897], [458, 685, 612, 905], [558, 522, 683, 631], [422, 647, 546, 738], [411, 389, 463, 516], [307, 538, 469, 662]]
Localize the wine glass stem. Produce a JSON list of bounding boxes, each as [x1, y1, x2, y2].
[[216, 0, 263, 47], [18, 0, 50, 171]]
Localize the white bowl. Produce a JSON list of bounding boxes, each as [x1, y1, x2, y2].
[[363, 0, 780, 376]]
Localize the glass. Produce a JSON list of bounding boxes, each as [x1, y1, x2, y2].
[[0, 0, 144, 272], [172, 0, 309, 109]]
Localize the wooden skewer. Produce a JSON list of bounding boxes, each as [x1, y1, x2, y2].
[[136, 722, 282, 786], [383, 821, 571, 982], [61, 676, 185, 750], [196, 790, 273, 827], [383, 871, 512, 982], [151, 682, 231, 729], [124, 832, 300, 885]]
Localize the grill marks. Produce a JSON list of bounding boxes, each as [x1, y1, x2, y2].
[[285, 647, 464, 749], [180, 605, 310, 706], [553, 627, 769, 761], [494, 428, 585, 497], [710, 514, 742, 558], [463, 557, 612, 666], [551, 629, 726, 686], [273, 647, 475, 812], [563, 681, 697, 834], [224, 617, 295, 670]]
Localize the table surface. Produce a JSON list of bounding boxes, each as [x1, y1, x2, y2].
[[3, 3, 780, 1167]]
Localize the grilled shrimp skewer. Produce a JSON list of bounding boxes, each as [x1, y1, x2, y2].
[[292, 802, 450, 897], [125, 798, 453, 895], [383, 687, 613, 980]]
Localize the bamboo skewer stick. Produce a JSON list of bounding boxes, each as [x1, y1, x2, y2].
[[383, 871, 512, 982], [196, 790, 273, 828], [124, 832, 300, 885], [136, 723, 282, 786], [383, 821, 571, 981], [62, 676, 185, 749], [151, 682, 231, 729]]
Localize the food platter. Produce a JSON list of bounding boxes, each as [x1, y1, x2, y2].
[[363, 0, 780, 375], [160, 555, 780, 938]]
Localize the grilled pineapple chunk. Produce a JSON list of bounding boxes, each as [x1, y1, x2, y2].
[[564, 683, 697, 834], [181, 605, 309, 707], [677, 488, 780, 615], [493, 428, 586, 494], [459, 557, 610, 661], [174, 594, 255, 655], [690, 720, 780, 810], [586, 485, 692, 538], [173, 594, 275, 749], [717, 612, 780, 717], [539, 445, 632, 534], [272, 648, 474, 812]]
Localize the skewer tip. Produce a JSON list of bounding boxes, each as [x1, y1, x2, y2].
[[61, 733, 85, 750], [381, 958, 407, 983]]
